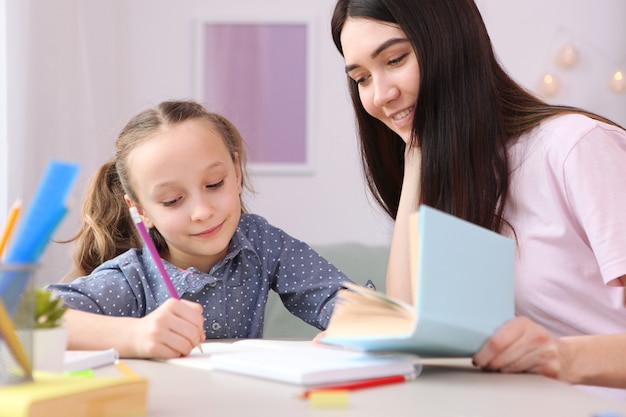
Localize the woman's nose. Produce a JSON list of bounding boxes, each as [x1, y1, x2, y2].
[[373, 76, 400, 107]]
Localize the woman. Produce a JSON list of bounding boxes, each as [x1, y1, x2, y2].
[[330, 0, 626, 400]]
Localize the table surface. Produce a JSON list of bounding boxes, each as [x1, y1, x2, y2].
[[98, 347, 626, 417]]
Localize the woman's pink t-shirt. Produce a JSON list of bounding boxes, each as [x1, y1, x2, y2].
[[506, 114, 626, 336]]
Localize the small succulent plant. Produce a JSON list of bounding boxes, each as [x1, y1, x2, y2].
[[34, 287, 67, 329]]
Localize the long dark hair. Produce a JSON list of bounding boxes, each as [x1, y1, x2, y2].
[[331, 0, 622, 232]]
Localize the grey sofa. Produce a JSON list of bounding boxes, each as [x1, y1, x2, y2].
[[262, 243, 389, 338]]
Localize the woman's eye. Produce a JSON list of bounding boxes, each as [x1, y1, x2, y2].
[[356, 75, 370, 85], [350, 72, 370, 85], [388, 54, 407, 66], [206, 180, 225, 189]]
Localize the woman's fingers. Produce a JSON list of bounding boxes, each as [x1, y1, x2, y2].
[[473, 317, 563, 379]]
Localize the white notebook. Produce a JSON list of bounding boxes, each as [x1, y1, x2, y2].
[[208, 344, 419, 386], [63, 348, 119, 372], [167, 340, 419, 386], [166, 339, 314, 371]]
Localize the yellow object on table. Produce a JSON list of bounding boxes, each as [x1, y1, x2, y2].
[[0, 371, 148, 417], [308, 389, 350, 409]]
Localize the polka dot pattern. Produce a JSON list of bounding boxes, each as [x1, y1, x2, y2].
[[49, 214, 354, 339]]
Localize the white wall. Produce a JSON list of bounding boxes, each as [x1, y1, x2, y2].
[[0, 0, 7, 219], [123, 1, 394, 251], [4, 0, 625, 284], [481, 0, 626, 124]]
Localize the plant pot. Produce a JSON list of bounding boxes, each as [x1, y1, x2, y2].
[[33, 327, 68, 373]]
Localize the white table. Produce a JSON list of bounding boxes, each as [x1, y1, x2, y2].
[[97, 353, 626, 417]]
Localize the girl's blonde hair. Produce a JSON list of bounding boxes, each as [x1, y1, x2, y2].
[[65, 100, 250, 279]]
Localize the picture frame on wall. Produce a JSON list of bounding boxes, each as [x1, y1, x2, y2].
[[195, 18, 314, 175]]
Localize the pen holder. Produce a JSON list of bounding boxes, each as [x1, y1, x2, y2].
[[0, 263, 36, 385]]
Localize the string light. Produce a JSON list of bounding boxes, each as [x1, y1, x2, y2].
[[538, 73, 560, 97], [556, 43, 578, 69], [608, 70, 625, 93], [537, 38, 626, 98]]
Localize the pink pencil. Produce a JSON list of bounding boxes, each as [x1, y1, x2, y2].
[[129, 207, 179, 299], [129, 207, 204, 352], [130, 207, 203, 352]]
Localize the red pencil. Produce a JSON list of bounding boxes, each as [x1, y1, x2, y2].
[[300, 373, 415, 398]]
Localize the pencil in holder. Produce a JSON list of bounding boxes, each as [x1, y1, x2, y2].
[[0, 262, 37, 385]]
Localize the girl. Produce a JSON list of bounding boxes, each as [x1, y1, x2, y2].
[[51, 100, 355, 359], [330, 0, 626, 400]]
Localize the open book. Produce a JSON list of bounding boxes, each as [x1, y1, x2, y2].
[[321, 205, 515, 357], [165, 339, 315, 371], [167, 340, 419, 387]]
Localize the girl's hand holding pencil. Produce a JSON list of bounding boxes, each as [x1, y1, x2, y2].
[[131, 298, 206, 359], [129, 206, 205, 355]]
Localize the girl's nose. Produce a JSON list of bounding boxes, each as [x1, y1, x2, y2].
[[189, 198, 214, 222]]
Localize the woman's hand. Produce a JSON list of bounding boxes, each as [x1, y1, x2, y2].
[[472, 316, 571, 381], [129, 298, 206, 359], [385, 145, 422, 303]]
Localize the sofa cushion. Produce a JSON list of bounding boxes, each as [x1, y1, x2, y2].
[[262, 242, 389, 338]]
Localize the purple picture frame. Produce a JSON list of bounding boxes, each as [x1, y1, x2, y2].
[[198, 22, 312, 174]]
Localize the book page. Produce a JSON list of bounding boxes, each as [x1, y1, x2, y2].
[[231, 339, 314, 350], [209, 345, 418, 386], [323, 209, 423, 339], [166, 340, 315, 371], [340, 282, 413, 312], [409, 211, 420, 302], [324, 284, 416, 337], [185, 339, 313, 356]]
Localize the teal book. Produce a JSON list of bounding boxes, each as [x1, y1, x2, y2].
[[321, 205, 515, 357]]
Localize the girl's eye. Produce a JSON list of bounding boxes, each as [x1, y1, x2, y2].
[[163, 197, 181, 207], [206, 180, 224, 189]]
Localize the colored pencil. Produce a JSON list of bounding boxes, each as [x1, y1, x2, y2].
[[129, 207, 203, 353], [116, 360, 141, 380], [300, 373, 415, 398], [129, 207, 179, 299], [0, 199, 21, 259], [0, 298, 32, 375]]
